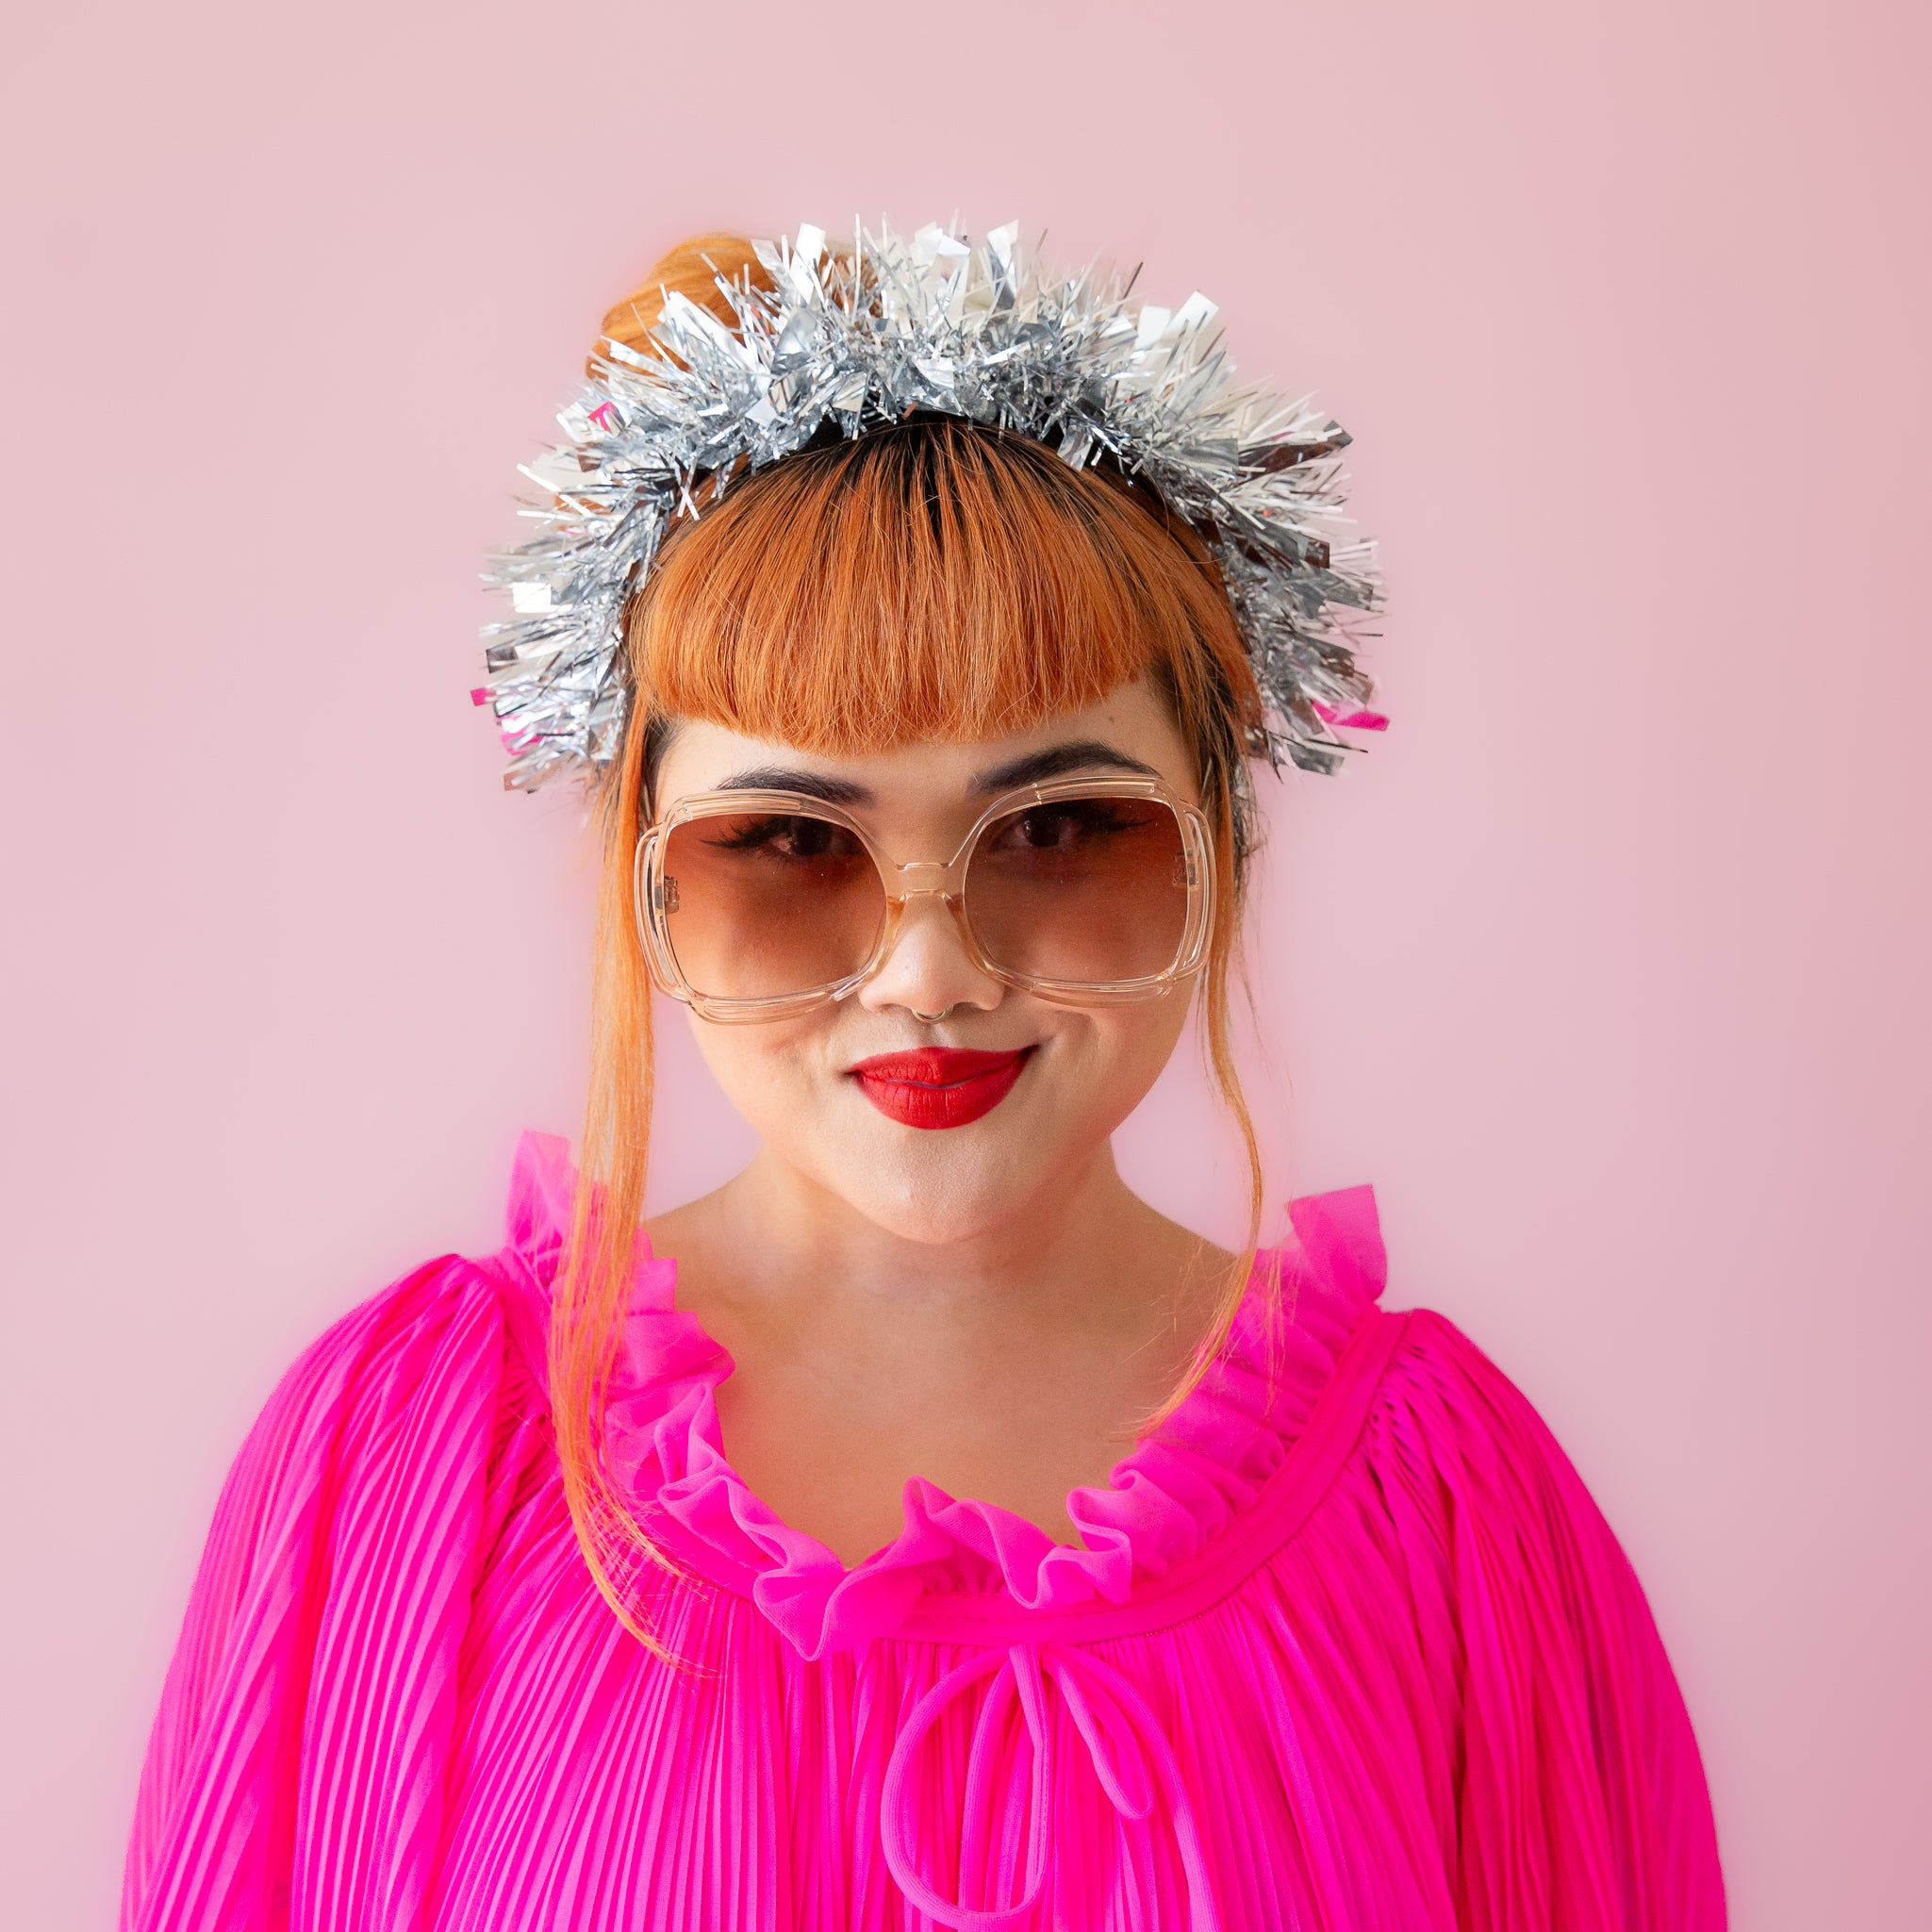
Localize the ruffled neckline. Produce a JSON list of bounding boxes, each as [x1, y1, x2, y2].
[[498, 1131, 1386, 1660]]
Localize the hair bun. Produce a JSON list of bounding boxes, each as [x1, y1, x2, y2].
[[593, 234, 770, 372]]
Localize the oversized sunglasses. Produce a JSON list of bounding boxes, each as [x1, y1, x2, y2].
[[635, 775, 1215, 1023]]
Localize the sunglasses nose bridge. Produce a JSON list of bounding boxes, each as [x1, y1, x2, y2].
[[852, 867, 995, 1016], [884, 855, 966, 900]]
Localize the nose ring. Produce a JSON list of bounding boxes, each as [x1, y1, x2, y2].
[[910, 1005, 957, 1026]]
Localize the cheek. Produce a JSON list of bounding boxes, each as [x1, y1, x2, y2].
[[1056, 997, 1194, 1122], [684, 1012, 829, 1131]]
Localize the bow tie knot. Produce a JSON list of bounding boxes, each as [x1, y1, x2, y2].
[[879, 1639, 1224, 1930]]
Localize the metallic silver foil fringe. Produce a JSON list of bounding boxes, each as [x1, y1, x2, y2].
[[479, 221, 1382, 791]]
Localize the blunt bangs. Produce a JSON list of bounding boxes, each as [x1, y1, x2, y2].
[[629, 417, 1250, 755]]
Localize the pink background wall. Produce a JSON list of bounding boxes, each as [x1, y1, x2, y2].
[[4, 1, 1927, 1924]]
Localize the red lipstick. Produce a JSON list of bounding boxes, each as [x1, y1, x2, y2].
[[849, 1047, 1034, 1131]]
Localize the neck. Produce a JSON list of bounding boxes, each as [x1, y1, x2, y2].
[[655, 1137, 1226, 1368], [726, 1140, 1152, 1313], [645, 1132, 1240, 1560]]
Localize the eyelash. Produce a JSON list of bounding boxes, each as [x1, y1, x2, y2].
[[705, 816, 861, 858]]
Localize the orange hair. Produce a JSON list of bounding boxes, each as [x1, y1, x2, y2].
[[557, 235, 1272, 1643]]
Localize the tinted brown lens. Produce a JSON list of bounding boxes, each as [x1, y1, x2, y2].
[[659, 811, 884, 1002], [965, 794, 1191, 985]]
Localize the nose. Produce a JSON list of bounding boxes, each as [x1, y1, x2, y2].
[[854, 893, 1004, 1021]]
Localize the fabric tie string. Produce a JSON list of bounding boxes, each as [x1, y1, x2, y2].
[[879, 1640, 1225, 1930]]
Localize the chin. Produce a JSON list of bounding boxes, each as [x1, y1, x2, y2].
[[846, 1185, 1040, 1248], [817, 1115, 1081, 1248]]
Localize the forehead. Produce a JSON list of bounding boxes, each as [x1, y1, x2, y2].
[[651, 678, 1197, 813]]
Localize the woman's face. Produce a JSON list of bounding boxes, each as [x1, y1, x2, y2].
[[648, 678, 1206, 1247]]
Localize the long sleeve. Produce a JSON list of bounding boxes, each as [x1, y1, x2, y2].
[[122, 1257, 527, 1932], [1366, 1311, 1726, 1931]]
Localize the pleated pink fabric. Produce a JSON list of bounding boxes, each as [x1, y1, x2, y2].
[[123, 1132, 1725, 1929]]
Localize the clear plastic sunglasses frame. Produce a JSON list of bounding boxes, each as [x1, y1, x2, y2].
[[634, 773, 1216, 1023]]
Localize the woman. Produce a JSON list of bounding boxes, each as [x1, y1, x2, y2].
[[122, 225, 1725, 1929]]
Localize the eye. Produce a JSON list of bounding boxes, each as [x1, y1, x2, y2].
[[989, 801, 1148, 853], [705, 814, 865, 862]]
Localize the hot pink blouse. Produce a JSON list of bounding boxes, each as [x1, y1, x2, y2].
[[123, 1132, 1724, 1929]]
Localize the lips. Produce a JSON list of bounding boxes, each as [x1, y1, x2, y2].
[[849, 1047, 1035, 1131]]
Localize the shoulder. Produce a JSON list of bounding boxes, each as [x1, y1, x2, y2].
[[1362, 1304, 1656, 1638], [1372, 1306, 1589, 1484], [157, 1249, 551, 1715], [1259, 1190, 1613, 1550], [1369, 1308, 1599, 1506], [272, 1251, 533, 1428], [216, 1247, 548, 1554], [253, 1131, 574, 1455]]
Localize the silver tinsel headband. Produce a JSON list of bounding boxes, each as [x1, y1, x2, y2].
[[477, 221, 1383, 791]]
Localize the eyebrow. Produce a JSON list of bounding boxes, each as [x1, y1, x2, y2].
[[712, 766, 874, 805], [707, 738, 1158, 809], [970, 739, 1160, 793]]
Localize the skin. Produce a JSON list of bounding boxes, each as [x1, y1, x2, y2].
[[647, 678, 1233, 1564]]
